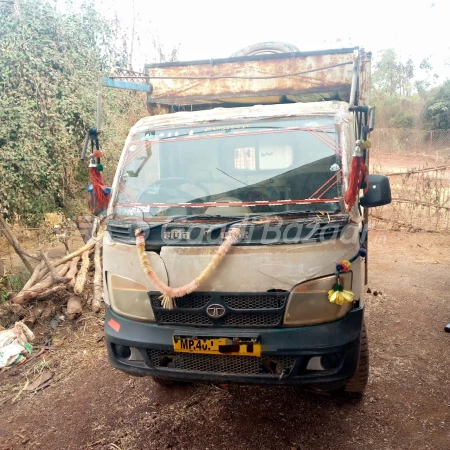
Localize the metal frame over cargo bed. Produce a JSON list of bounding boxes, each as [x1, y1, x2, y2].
[[102, 47, 371, 113]]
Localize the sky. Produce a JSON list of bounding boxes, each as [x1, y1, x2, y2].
[[94, 0, 450, 81]]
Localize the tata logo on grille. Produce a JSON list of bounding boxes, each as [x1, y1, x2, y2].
[[206, 304, 226, 318]]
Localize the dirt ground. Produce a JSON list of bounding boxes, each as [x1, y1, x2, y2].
[[0, 229, 449, 450], [1, 150, 450, 449]]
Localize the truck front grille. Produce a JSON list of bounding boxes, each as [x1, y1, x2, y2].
[[147, 350, 295, 375], [150, 292, 288, 328]]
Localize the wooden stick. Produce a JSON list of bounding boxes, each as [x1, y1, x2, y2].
[[40, 250, 69, 284], [92, 242, 102, 313], [90, 216, 101, 241], [67, 256, 81, 288], [74, 250, 90, 295], [0, 215, 40, 261], [0, 215, 34, 273]]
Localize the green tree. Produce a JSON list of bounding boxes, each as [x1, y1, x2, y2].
[[0, 0, 145, 223], [425, 80, 450, 130], [372, 49, 415, 97]]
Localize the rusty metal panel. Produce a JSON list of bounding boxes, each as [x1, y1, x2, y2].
[[145, 49, 357, 106]]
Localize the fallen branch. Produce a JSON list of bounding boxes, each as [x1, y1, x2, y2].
[[40, 250, 69, 284], [0, 215, 35, 273], [0, 215, 40, 261], [92, 241, 102, 313], [22, 257, 45, 292], [12, 263, 70, 304]]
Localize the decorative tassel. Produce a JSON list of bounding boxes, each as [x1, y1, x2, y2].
[[89, 167, 108, 212], [328, 283, 355, 305], [328, 248, 367, 305], [344, 140, 370, 211]]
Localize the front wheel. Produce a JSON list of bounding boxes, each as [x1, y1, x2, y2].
[[343, 321, 369, 394]]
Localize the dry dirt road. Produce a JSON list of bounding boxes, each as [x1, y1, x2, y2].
[[1, 229, 450, 450]]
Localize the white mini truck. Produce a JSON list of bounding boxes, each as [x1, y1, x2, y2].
[[102, 46, 391, 394]]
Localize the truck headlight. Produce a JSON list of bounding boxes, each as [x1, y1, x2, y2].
[[107, 274, 155, 322], [284, 273, 353, 327]]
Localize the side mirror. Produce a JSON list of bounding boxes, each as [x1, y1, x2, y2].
[[360, 174, 391, 208]]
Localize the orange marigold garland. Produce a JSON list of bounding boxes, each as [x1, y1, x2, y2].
[[135, 227, 242, 309]]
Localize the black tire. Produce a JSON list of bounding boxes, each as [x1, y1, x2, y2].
[[230, 42, 300, 57], [343, 321, 369, 394]]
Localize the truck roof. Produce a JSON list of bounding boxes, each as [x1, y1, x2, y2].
[[131, 101, 351, 133]]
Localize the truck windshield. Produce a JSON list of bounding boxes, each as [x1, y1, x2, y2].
[[113, 117, 342, 219]]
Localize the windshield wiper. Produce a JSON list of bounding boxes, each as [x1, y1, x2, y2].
[[205, 209, 343, 234], [260, 209, 341, 217]]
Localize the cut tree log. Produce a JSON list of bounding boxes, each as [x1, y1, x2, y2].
[[67, 295, 83, 320], [73, 250, 90, 295], [12, 263, 70, 305], [92, 241, 102, 313]]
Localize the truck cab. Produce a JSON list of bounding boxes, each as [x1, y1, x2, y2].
[[102, 46, 390, 394]]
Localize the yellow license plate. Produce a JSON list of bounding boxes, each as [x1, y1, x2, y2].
[[172, 336, 261, 357]]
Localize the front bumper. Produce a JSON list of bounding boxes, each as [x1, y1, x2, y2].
[[105, 305, 364, 388]]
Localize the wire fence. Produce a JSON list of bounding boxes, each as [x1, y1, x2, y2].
[[370, 128, 450, 232], [371, 128, 450, 156]]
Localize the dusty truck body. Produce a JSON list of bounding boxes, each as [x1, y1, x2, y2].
[[103, 47, 390, 393]]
